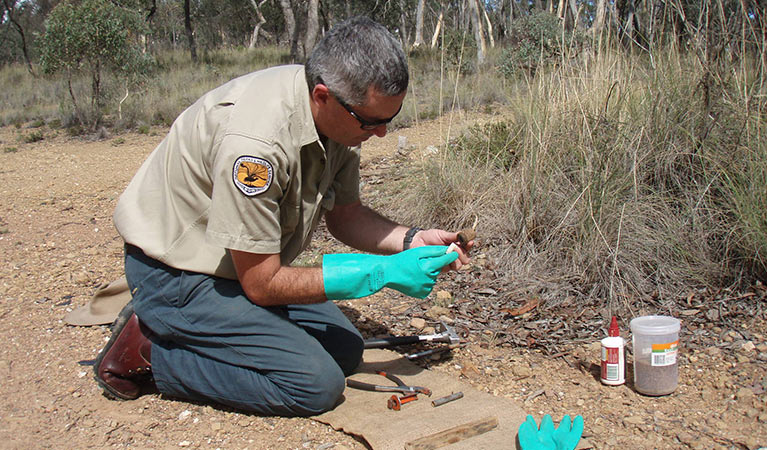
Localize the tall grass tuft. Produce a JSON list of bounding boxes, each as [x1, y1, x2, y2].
[[388, 45, 767, 312]]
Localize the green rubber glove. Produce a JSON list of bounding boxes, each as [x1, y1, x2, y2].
[[518, 414, 583, 450], [323, 246, 458, 300], [552, 415, 583, 450]]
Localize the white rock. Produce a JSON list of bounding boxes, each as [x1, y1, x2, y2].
[[410, 318, 426, 330]]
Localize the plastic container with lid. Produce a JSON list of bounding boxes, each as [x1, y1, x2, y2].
[[630, 315, 681, 396]]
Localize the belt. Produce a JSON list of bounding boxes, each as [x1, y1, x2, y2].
[[125, 244, 145, 256]]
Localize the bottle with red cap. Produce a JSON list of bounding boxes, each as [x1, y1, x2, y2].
[[600, 316, 626, 385]]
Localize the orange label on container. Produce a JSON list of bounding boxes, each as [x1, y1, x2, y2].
[[651, 340, 679, 352], [651, 340, 679, 366]]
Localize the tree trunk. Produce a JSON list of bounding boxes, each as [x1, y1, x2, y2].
[[413, 0, 426, 48], [1, 0, 35, 76], [468, 0, 486, 64], [506, 0, 516, 36], [305, 0, 320, 56], [278, 0, 299, 62], [593, 0, 607, 47], [143, 0, 156, 53], [431, 10, 443, 48], [481, 1, 495, 48], [623, 4, 636, 49], [248, 0, 268, 48], [556, 0, 565, 20], [568, 0, 580, 30], [399, 0, 410, 47], [184, 0, 197, 62]]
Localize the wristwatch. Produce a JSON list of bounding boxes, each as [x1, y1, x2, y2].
[[403, 227, 423, 250]]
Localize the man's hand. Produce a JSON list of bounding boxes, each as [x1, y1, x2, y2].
[[408, 228, 473, 271], [323, 246, 458, 300]]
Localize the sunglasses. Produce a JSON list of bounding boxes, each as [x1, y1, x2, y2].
[[318, 78, 401, 130], [335, 95, 402, 131]]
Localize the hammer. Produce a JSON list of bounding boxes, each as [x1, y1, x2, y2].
[[363, 322, 461, 349]]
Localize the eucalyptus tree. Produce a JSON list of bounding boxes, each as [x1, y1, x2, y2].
[[39, 0, 152, 129]]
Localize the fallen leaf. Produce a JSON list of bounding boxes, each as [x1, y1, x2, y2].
[[502, 298, 541, 317]]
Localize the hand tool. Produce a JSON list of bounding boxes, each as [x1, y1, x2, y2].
[[404, 342, 467, 360], [388, 393, 418, 410], [363, 321, 461, 349], [346, 370, 432, 396]]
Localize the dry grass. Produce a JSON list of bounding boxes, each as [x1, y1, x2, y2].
[[387, 45, 767, 313], [0, 46, 290, 129]]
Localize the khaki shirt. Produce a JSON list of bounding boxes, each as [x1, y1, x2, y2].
[[114, 65, 360, 279]]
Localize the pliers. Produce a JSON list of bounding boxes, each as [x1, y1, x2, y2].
[[346, 370, 432, 396]]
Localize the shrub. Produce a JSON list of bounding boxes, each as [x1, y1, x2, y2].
[[497, 11, 585, 78], [38, 0, 154, 130], [22, 130, 44, 143]]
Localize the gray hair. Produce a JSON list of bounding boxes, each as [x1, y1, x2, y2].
[[305, 16, 408, 106]]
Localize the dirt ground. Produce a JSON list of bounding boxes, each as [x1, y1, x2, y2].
[[0, 110, 765, 450]]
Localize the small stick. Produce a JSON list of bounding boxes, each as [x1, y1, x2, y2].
[[431, 391, 463, 407]]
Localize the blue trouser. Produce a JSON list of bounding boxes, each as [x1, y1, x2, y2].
[[124, 246, 364, 416]]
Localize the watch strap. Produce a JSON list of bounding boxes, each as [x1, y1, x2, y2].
[[403, 227, 423, 250]]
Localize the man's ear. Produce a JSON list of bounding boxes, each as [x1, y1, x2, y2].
[[311, 83, 330, 106]]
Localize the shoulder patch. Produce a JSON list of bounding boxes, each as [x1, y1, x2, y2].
[[233, 156, 273, 196]]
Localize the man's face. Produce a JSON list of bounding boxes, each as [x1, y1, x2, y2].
[[315, 85, 406, 147]]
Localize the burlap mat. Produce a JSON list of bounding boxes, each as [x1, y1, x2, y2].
[[315, 349, 592, 449]]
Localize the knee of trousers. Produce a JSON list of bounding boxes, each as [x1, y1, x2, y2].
[[335, 335, 365, 376], [286, 364, 347, 416]]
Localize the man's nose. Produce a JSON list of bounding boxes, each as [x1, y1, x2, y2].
[[372, 124, 387, 137]]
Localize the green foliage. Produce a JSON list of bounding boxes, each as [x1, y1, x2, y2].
[[21, 130, 44, 143], [497, 11, 585, 78], [450, 120, 523, 170], [38, 0, 153, 129], [440, 28, 477, 75]]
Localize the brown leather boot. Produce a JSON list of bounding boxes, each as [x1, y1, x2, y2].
[[94, 302, 155, 400]]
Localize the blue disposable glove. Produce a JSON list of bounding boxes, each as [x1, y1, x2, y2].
[[518, 414, 584, 450], [323, 246, 458, 300]]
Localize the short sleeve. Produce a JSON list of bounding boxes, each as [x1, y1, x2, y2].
[[206, 133, 291, 254]]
